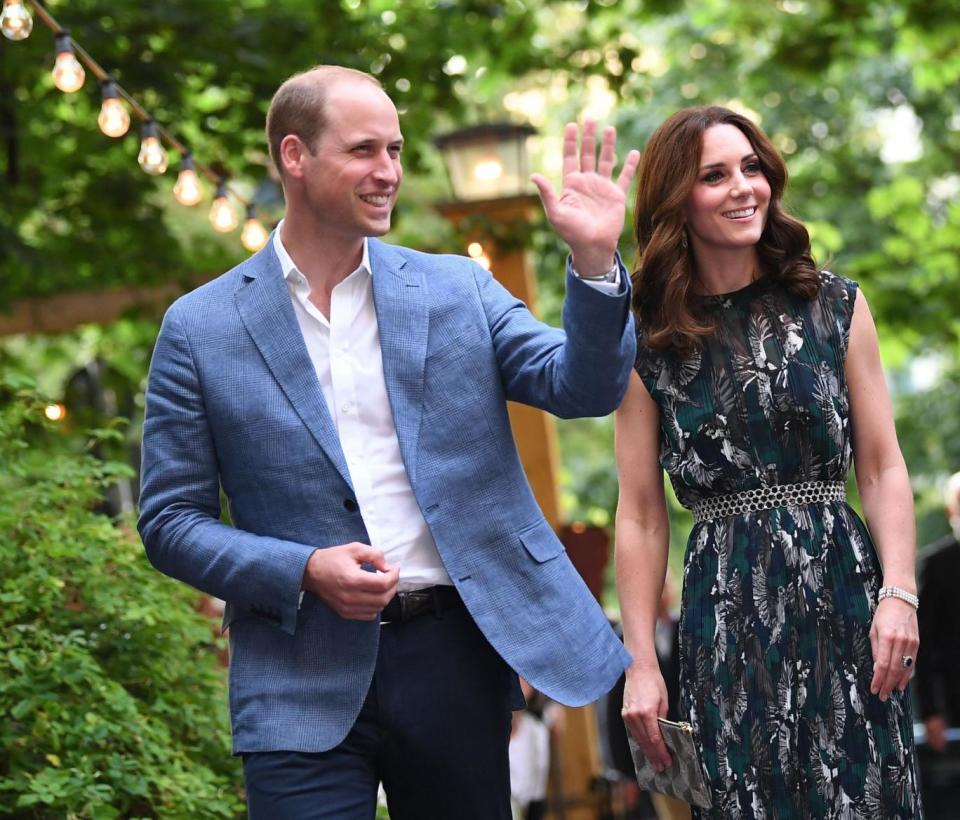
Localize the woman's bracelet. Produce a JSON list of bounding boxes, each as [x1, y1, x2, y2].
[[877, 585, 919, 610]]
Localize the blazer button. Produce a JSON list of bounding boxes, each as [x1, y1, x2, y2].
[[343, 498, 358, 512]]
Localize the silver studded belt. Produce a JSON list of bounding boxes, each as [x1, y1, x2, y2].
[[691, 480, 847, 524]]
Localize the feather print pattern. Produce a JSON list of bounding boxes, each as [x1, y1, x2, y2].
[[633, 272, 923, 818]]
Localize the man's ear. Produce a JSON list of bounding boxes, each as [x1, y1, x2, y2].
[[279, 134, 306, 179]]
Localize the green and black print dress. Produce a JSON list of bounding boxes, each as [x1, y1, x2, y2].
[[634, 271, 922, 818]]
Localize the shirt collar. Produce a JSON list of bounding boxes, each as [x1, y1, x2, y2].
[[272, 219, 372, 283]]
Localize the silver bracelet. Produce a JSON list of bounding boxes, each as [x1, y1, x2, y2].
[[574, 262, 619, 282], [877, 585, 919, 610]]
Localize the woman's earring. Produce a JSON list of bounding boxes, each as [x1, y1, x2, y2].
[[681, 231, 688, 250]]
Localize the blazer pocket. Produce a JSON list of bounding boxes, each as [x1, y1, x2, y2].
[[518, 519, 565, 563]]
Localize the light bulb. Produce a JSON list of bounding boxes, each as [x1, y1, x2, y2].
[[210, 182, 238, 232], [1, 0, 33, 41], [473, 159, 503, 181], [98, 79, 129, 137], [138, 120, 168, 175], [43, 403, 67, 422], [173, 154, 202, 206], [52, 32, 85, 93], [241, 206, 269, 252]]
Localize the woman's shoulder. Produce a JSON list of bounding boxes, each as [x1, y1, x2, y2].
[[809, 269, 859, 354], [817, 269, 859, 301]]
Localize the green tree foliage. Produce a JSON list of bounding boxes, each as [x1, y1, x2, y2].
[[0, 381, 243, 817]]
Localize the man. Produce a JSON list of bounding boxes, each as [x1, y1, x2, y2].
[[138, 65, 639, 819], [916, 472, 960, 752]]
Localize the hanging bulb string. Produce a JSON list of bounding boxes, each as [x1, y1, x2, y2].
[[23, 0, 259, 218]]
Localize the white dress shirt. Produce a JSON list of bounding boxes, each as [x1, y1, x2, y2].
[[274, 225, 451, 590]]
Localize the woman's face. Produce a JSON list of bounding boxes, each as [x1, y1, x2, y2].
[[684, 123, 771, 256]]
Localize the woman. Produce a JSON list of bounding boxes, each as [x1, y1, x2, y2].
[[615, 106, 923, 817]]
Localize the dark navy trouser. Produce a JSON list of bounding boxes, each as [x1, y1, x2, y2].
[[242, 600, 522, 819]]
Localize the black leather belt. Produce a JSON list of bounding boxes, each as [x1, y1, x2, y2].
[[380, 585, 462, 625]]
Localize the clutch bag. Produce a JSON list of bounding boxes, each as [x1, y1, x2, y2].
[[626, 717, 712, 809]]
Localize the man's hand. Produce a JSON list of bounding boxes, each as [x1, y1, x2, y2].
[[531, 120, 640, 279], [302, 543, 399, 621]]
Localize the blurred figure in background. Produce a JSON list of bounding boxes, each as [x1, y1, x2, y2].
[[510, 679, 551, 820], [915, 471, 960, 816], [917, 471, 960, 751]]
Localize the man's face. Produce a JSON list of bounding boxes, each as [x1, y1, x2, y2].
[[294, 79, 404, 241]]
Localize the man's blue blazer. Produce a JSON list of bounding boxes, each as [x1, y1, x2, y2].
[[138, 236, 635, 753]]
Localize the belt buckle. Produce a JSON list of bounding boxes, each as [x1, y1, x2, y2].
[[399, 590, 431, 620], [380, 589, 433, 625]]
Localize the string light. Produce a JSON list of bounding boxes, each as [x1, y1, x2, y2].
[[210, 181, 238, 232], [138, 119, 168, 175], [241, 205, 269, 252], [11, 0, 266, 253], [52, 30, 84, 93], [98, 78, 129, 137], [1, 0, 33, 40], [467, 240, 491, 270], [44, 403, 67, 422], [173, 153, 203, 206]]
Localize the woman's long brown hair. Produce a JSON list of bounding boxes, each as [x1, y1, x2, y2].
[[631, 106, 819, 354]]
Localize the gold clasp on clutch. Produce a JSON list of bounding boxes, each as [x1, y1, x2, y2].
[[657, 717, 694, 734]]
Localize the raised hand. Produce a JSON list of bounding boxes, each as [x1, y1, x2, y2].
[[531, 120, 640, 279]]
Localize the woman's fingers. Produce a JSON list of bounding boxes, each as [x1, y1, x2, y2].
[[870, 599, 920, 700]]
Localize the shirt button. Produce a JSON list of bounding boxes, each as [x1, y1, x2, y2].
[[341, 403, 351, 414]]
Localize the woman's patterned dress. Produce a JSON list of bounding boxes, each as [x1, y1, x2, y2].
[[633, 272, 923, 818]]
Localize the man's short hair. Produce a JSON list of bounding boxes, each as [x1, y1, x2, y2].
[[266, 65, 382, 177]]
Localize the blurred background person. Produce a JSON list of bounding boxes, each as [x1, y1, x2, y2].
[[510, 679, 551, 820], [915, 471, 960, 814], [917, 471, 960, 749]]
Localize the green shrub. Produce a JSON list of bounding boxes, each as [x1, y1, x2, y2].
[[0, 379, 244, 818]]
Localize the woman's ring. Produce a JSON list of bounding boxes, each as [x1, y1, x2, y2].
[[901, 655, 914, 669]]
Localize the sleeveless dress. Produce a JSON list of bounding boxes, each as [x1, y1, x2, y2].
[[633, 272, 923, 818]]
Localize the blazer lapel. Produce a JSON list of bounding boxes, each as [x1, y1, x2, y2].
[[370, 239, 428, 485], [234, 241, 354, 491]]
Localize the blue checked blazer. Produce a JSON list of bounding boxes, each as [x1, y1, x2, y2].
[[138, 236, 635, 753]]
